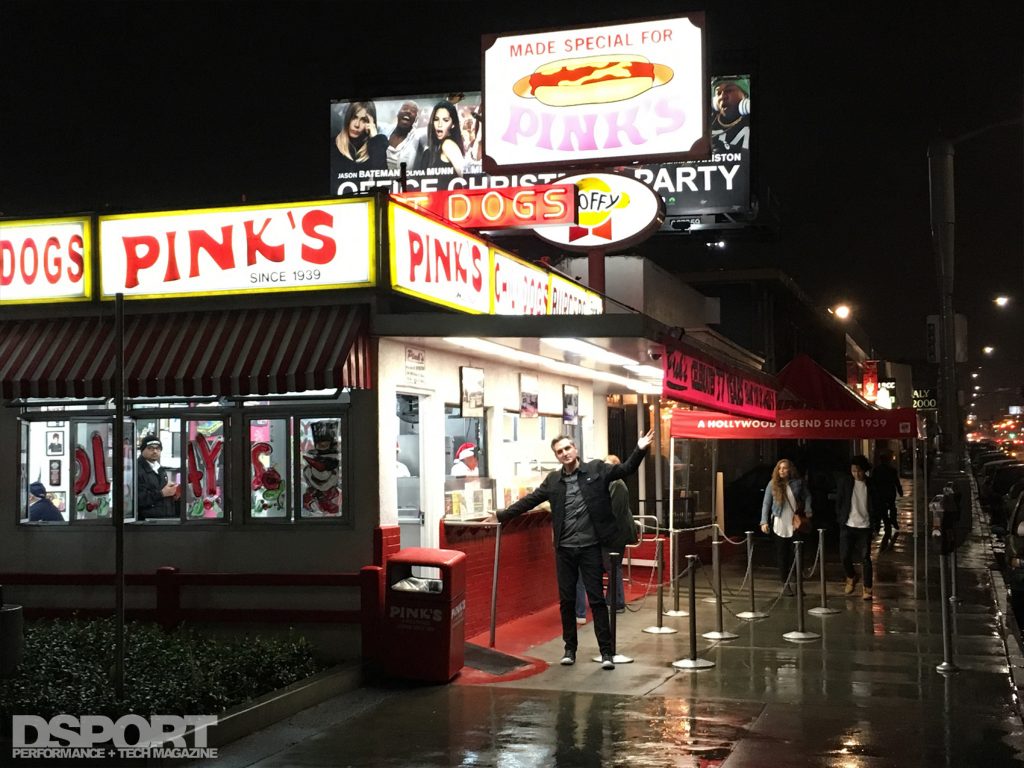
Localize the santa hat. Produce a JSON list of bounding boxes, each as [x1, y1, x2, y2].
[[456, 442, 476, 460]]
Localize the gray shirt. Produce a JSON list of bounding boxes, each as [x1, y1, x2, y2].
[[558, 471, 598, 547]]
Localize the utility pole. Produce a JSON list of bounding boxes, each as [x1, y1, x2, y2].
[[928, 138, 961, 471]]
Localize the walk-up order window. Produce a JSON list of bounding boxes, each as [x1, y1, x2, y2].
[[17, 395, 351, 525]]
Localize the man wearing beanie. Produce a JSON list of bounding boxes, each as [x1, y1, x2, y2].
[[136, 434, 178, 520], [27, 482, 62, 522], [710, 75, 751, 151]]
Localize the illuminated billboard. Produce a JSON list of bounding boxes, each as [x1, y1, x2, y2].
[[388, 201, 601, 315], [482, 14, 707, 171], [330, 93, 484, 196], [329, 72, 749, 222], [0, 217, 93, 304], [99, 199, 375, 299]]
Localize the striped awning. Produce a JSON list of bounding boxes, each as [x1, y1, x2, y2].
[[0, 305, 371, 401]]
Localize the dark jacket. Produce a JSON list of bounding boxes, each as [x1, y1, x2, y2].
[[137, 457, 176, 519], [498, 445, 647, 548], [835, 474, 879, 531], [871, 463, 903, 502], [608, 479, 638, 553], [28, 498, 63, 522]]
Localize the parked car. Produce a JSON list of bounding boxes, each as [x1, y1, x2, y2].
[[1002, 478, 1024, 526], [973, 450, 1008, 474], [982, 464, 1024, 522], [1001, 493, 1024, 616]]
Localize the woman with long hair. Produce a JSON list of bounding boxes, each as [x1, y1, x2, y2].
[[331, 101, 387, 179], [760, 458, 813, 594], [415, 100, 465, 176]]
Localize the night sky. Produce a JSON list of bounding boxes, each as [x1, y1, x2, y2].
[[2, 0, 1022, 417]]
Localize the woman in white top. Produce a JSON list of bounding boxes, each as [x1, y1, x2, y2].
[[760, 459, 813, 594]]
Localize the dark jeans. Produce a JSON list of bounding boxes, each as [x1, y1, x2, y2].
[[556, 544, 612, 655], [574, 550, 626, 618], [772, 531, 795, 584], [879, 496, 899, 540], [840, 525, 874, 587]]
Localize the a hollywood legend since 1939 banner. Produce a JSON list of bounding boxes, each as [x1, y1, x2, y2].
[[329, 75, 751, 224]]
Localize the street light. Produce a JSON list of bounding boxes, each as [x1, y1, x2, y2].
[[828, 303, 852, 320], [995, 295, 1010, 307], [983, 346, 995, 355], [928, 115, 1022, 471]]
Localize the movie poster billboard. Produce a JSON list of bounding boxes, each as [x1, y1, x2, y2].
[[330, 93, 484, 197], [329, 74, 750, 223]]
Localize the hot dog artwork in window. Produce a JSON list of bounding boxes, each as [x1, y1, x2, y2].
[[512, 55, 674, 107]]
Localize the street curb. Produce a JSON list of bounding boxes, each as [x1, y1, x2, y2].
[[207, 662, 363, 748]]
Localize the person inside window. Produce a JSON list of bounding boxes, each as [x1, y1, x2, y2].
[[450, 442, 479, 477], [27, 481, 62, 522], [136, 434, 178, 520]]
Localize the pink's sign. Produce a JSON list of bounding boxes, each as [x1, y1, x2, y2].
[[662, 347, 776, 420], [483, 14, 707, 171], [99, 200, 374, 298]]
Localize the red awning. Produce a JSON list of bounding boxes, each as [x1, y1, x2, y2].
[[0, 305, 371, 400], [670, 408, 922, 440]]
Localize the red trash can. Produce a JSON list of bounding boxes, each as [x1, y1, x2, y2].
[[383, 547, 467, 683]]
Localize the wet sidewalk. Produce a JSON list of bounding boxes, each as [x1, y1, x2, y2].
[[215, 486, 1024, 767]]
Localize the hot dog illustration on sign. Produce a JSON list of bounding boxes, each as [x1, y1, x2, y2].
[[512, 55, 673, 107]]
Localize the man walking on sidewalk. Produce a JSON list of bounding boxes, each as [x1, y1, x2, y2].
[[486, 429, 654, 670], [836, 454, 880, 600], [872, 450, 904, 550]]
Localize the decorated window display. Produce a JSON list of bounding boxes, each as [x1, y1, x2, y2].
[[19, 402, 349, 526], [247, 414, 348, 521], [250, 418, 289, 518]]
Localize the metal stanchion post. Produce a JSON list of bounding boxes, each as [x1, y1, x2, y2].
[[594, 553, 634, 665], [783, 541, 820, 642], [703, 525, 728, 603], [489, 523, 502, 648], [949, 548, 960, 605], [736, 531, 767, 620], [672, 555, 714, 669], [808, 528, 840, 617], [936, 550, 959, 674], [644, 537, 679, 634], [703, 540, 738, 640], [665, 530, 687, 617]]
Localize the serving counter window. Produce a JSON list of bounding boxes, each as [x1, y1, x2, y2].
[[17, 396, 351, 526], [499, 411, 582, 508], [443, 477, 496, 520], [133, 416, 227, 521], [19, 416, 128, 524]]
